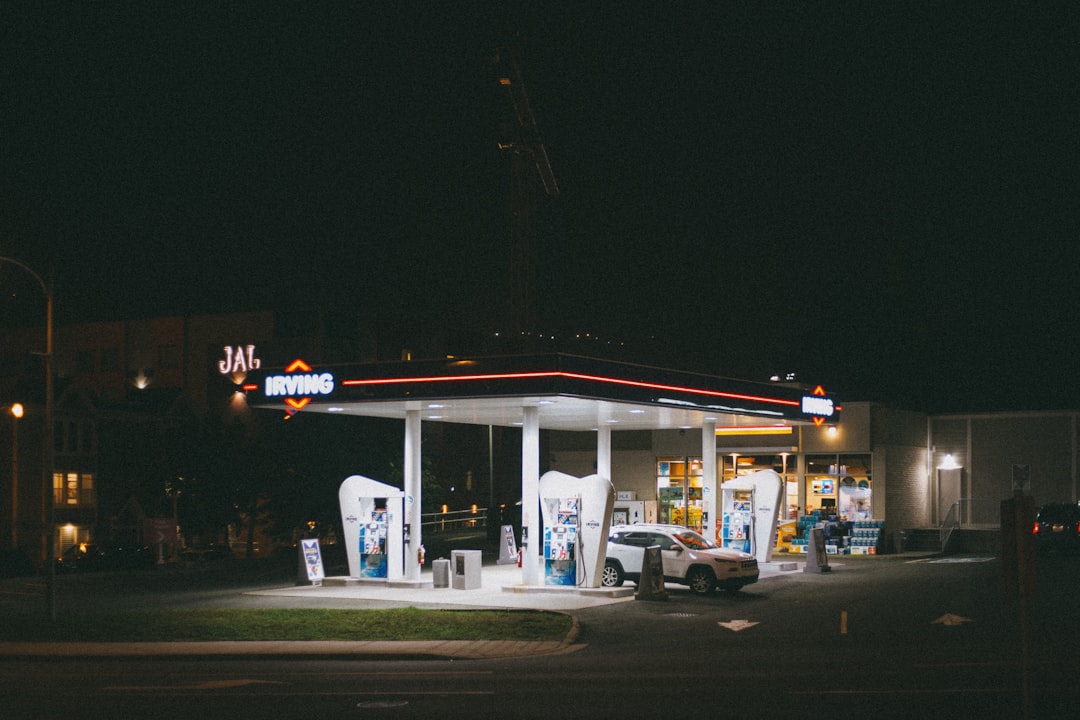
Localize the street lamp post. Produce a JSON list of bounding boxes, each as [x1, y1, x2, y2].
[[0, 256, 55, 621], [10, 402, 23, 549]]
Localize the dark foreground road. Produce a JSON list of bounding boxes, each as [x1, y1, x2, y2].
[[1, 550, 1077, 719]]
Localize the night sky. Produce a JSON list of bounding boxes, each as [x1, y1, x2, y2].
[[2, 3, 1078, 413]]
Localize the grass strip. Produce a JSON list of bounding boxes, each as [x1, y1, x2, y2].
[[0, 607, 572, 643]]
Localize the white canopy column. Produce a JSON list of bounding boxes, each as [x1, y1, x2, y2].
[[521, 405, 541, 585], [404, 408, 422, 582], [597, 424, 612, 484], [702, 420, 717, 542]]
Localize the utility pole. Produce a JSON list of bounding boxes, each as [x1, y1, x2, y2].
[[493, 47, 560, 342], [0, 256, 55, 621]]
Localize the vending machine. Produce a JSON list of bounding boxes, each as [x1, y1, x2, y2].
[[542, 496, 579, 586]]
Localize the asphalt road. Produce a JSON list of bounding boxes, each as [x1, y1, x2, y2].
[[1, 550, 1078, 719]]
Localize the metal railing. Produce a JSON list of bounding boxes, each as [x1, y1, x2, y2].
[[941, 497, 1001, 550], [421, 507, 488, 533], [941, 502, 960, 551]]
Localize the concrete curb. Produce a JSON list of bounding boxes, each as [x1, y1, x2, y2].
[[0, 638, 587, 660]]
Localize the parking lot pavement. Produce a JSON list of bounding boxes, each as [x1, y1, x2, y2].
[[245, 556, 805, 611], [0, 556, 807, 659]]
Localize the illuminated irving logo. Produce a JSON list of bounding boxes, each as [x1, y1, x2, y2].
[[265, 359, 335, 413], [801, 385, 835, 426]]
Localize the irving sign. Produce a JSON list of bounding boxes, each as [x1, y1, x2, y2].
[[263, 358, 335, 414]]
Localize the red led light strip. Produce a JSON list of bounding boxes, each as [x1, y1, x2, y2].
[[340, 370, 801, 408]]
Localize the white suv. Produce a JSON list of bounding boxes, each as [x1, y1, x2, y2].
[[602, 523, 759, 595]]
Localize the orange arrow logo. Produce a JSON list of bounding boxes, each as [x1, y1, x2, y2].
[[286, 397, 311, 411], [286, 358, 312, 373]]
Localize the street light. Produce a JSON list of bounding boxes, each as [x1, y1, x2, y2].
[[0, 256, 54, 621], [9, 402, 23, 549]]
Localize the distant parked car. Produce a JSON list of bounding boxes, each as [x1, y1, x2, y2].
[[55, 543, 156, 573], [1033, 503, 1080, 555], [602, 523, 759, 595]]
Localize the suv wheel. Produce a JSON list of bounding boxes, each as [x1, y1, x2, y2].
[[601, 559, 624, 588], [686, 566, 716, 595]]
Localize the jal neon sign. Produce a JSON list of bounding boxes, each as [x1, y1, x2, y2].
[[218, 345, 261, 375], [264, 358, 335, 413]]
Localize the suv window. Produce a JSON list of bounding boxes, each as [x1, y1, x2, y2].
[[672, 530, 714, 550], [610, 531, 672, 548], [647, 533, 675, 549], [623, 532, 654, 547]]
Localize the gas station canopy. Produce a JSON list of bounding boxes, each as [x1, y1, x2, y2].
[[242, 353, 839, 586], [243, 353, 840, 431]]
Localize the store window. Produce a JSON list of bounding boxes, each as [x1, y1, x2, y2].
[[722, 453, 798, 519], [805, 454, 872, 520], [656, 457, 703, 531]]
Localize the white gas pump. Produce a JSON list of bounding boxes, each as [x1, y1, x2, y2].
[[538, 471, 615, 588], [338, 475, 406, 581], [720, 469, 784, 564]]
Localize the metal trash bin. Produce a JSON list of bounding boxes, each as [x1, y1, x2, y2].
[[451, 549, 482, 590], [432, 558, 450, 588]]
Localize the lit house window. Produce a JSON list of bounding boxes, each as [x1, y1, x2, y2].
[[53, 472, 95, 507]]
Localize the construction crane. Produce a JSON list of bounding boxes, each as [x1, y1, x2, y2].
[[493, 46, 559, 343]]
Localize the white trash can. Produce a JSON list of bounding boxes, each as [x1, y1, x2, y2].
[[432, 558, 450, 588]]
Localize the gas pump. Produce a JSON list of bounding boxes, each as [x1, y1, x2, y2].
[[721, 489, 754, 553], [538, 471, 615, 588], [338, 475, 406, 581], [720, 469, 784, 563], [542, 496, 579, 586], [359, 507, 388, 578]]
